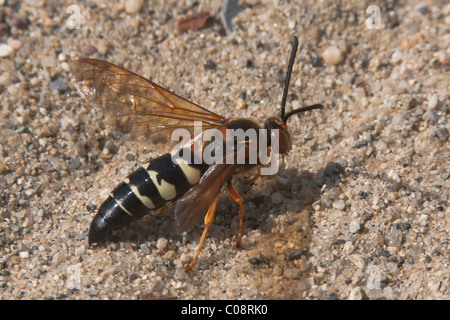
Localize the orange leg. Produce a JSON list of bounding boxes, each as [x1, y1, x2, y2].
[[186, 192, 220, 271], [227, 182, 246, 247], [244, 167, 261, 185]]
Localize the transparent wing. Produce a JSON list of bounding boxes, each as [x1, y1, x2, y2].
[[174, 127, 263, 233], [69, 58, 227, 137], [174, 162, 238, 234]]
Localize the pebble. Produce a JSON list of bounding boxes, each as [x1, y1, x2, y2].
[[8, 39, 22, 51], [391, 51, 403, 64], [337, 159, 347, 168], [102, 266, 117, 278], [435, 127, 449, 141], [406, 206, 415, 214], [58, 53, 67, 61], [103, 141, 118, 154], [365, 288, 383, 299], [326, 127, 339, 139], [275, 69, 285, 84], [125, 0, 144, 14], [343, 241, 354, 253], [348, 287, 363, 300], [355, 140, 368, 148], [66, 263, 82, 290], [283, 248, 308, 261], [0, 44, 14, 57], [349, 254, 365, 270], [271, 192, 283, 204], [235, 97, 246, 111], [322, 46, 344, 65], [324, 162, 344, 176], [204, 59, 217, 70], [49, 79, 68, 92], [24, 0, 45, 7], [220, 0, 243, 34], [174, 266, 187, 281], [374, 140, 387, 151], [283, 268, 302, 279], [349, 219, 361, 233], [97, 40, 109, 55], [427, 94, 438, 109], [156, 237, 168, 251], [84, 45, 97, 56], [401, 222, 411, 231], [387, 229, 402, 247], [41, 55, 56, 67], [69, 158, 81, 169], [332, 200, 345, 210], [60, 117, 75, 130], [288, 20, 296, 29]]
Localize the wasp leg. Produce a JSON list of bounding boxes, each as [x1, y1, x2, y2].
[[186, 192, 221, 271], [227, 182, 246, 247], [244, 167, 261, 185]]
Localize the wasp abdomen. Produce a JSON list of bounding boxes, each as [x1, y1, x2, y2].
[[88, 153, 207, 245]]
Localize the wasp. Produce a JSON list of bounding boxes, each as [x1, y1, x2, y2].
[[69, 36, 322, 270]]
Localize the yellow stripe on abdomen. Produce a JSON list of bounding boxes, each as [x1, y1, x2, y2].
[[147, 170, 177, 201], [124, 178, 156, 209]]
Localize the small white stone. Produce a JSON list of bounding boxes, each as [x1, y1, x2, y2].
[[7, 39, 22, 51], [349, 254, 366, 269], [19, 251, 29, 259], [322, 46, 344, 65], [156, 237, 168, 251], [58, 53, 67, 61], [235, 97, 246, 110], [348, 287, 363, 300], [407, 206, 416, 214], [60, 117, 75, 130], [332, 200, 346, 210], [66, 263, 82, 290], [343, 241, 354, 253], [427, 94, 438, 109], [387, 229, 402, 247], [164, 250, 175, 259], [0, 44, 13, 57], [125, 0, 143, 14], [349, 219, 361, 233], [25, 0, 45, 7], [174, 266, 187, 281], [391, 51, 402, 64]]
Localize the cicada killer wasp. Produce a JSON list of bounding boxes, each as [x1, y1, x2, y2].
[[69, 36, 323, 270]]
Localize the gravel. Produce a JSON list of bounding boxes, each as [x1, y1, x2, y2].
[[0, 0, 448, 300]]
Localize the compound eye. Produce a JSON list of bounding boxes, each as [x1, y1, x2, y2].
[[271, 129, 291, 154]]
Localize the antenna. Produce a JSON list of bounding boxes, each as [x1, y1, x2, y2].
[[280, 36, 299, 121], [280, 36, 323, 123], [283, 103, 323, 122]]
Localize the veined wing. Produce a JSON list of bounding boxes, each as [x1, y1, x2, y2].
[[69, 58, 227, 136], [175, 162, 238, 234]]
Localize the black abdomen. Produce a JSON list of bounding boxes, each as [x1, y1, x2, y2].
[[88, 153, 207, 245]]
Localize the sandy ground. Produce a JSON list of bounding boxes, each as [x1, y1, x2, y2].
[[0, 0, 448, 300]]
